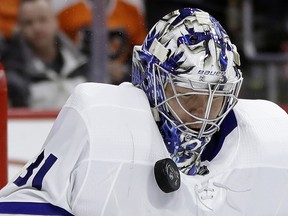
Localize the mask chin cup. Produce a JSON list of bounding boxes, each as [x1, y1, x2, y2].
[[154, 158, 181, 193]]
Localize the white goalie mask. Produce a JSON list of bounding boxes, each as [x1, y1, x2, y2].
[[132, 8, 243, 171]]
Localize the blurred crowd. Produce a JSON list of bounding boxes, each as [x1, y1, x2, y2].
[[1, 0, 288, 109], [0, 0, 146, 109]]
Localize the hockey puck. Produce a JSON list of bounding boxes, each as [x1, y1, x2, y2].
[[154, 158, 181, 193]]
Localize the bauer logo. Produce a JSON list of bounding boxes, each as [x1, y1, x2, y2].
[[198, 70, 226, 76]]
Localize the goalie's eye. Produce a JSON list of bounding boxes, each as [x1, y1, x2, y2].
[[190, 35, 198, 43]]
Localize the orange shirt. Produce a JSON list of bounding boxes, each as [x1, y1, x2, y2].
[[57, 1, 92, 44], [57, 0, 147, 45], [107, 0, 147, 46], [0, 0, 19, 38]]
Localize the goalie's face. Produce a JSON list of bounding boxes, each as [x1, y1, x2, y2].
[[164, 83, 225, 132]]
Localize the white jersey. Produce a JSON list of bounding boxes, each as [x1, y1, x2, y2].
[[1, 82, 288, 215]]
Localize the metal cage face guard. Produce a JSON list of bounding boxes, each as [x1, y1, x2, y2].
[[132, 8, 243, 173], [153, 64, 242, 139]]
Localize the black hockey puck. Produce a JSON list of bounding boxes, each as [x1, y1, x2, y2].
[[154, 158, 181, 193]]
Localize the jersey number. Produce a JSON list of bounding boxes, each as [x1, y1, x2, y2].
[[14, 150, 57, 190]]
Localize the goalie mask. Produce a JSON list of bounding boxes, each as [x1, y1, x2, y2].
[[132, 8, 243, 175]]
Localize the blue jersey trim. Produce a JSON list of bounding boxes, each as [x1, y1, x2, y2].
[[0, 202, 73, 215], [201, 110, 237, 161]]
